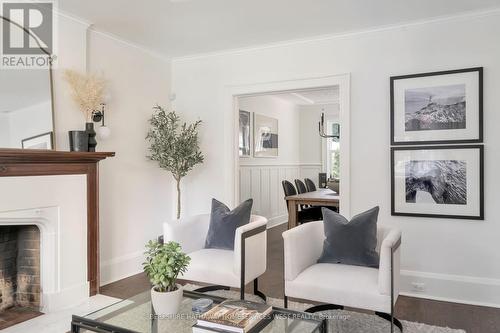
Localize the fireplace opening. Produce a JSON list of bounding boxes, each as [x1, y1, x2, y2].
[[0, 225, 43, 329]]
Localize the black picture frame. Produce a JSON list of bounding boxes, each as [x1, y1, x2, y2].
[[21, 131, 54, 150], [239, 110, 251, 157], [390, 67, 483, 145], [391, 145, 484, 220]]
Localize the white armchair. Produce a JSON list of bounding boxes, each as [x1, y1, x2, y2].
[[283, 221, 402, 332], [164, 214, 268, 300]]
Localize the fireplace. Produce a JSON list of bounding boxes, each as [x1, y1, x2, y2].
[[0, 225, 41, 311], [0, 150, 114, 328], [0, 225, 43, 329]]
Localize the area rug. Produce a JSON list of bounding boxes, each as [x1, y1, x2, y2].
[[103, 284, 466, 333]]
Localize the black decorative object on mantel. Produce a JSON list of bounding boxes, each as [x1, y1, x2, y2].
[[86, 122, 97, 152], [69, 131, 89, 152]]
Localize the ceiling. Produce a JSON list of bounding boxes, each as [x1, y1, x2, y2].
[[58, 0, 500, 58], [271, 87, 339, 106]]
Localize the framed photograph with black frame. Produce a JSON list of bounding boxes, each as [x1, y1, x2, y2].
[[391, 145, 484, 220], [21, 131, 54, 150], [390, 67, 483, 145], [239, 110, 251, 157]]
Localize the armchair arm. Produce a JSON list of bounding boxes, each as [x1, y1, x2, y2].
[[233, 215, 268, 284], [163, 214, 210, 254], [378, 228, 402, 297], [282, 221, 324, 282]]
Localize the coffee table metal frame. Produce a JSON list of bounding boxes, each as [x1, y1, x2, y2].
[[71, 290, 326, 333]]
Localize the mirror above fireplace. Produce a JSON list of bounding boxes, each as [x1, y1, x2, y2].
[[0, 16, 55, 150]]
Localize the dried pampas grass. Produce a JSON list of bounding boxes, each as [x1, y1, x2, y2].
[[64, 69, 106, 121]]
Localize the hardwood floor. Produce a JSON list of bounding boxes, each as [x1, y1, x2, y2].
[[101, 223, 500, 333], [0, 307, 43, 330]]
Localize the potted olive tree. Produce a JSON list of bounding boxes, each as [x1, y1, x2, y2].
[[146, 105, 204, 219], [143, 240, 190, 315]]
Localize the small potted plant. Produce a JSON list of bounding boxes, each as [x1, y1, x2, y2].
[[143, 240, 190, 315]]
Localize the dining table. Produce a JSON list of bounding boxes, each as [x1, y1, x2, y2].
[[285, 188, 340, 229]]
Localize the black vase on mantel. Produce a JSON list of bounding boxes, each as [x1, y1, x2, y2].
[[69, 130, 89, 152], [86, 122, 97, 152]]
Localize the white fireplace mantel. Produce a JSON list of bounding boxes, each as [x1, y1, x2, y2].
[[0, 174, 90, 313]]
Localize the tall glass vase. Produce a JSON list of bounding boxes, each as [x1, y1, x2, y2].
[[86, 122, 97, 152]]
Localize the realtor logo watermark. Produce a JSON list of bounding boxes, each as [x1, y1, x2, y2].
[[1, 0, 57, 68]]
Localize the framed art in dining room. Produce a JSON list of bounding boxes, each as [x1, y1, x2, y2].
[[390, 67, 483, 145], [239, 110, 251, 157], [253, 113, 278, 158], [391, 145, 484, 220]]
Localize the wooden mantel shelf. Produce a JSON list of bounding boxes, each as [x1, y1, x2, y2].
[[0, 149, 115, 164], [0, 148, 115, 296]]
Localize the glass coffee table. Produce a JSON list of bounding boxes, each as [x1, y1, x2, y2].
[[71, 290, 326, 333]]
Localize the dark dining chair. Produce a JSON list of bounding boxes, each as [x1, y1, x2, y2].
[[304, 178, 317, 192], [294, 179, 308, 194], [294, 179, 311, 209], [303, 178, 338, 213], [282, 180, 322, 224]]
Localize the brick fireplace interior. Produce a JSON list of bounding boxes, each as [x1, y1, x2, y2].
[[0, 225, 43, 329]]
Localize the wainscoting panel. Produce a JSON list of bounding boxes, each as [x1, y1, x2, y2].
[[239, 163, 322, 227], [299, 164, 323, 186]]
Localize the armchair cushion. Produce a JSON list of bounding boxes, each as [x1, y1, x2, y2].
[[286, 263, 390, 313], [204, 198, 253, 250], [317, 206, 380, 268], [180, 248, 239, 287]]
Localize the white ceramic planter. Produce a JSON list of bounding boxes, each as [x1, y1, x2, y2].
[[151, 284, 183, 316]]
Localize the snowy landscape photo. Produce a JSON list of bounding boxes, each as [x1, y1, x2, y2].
[[391, 67, 482, 144], [405, 160, 467, 205], [405, 84, 466, 131]]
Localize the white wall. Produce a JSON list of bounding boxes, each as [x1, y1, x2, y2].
[[58, 16, 172, 285], [172, 11, 500, 306], [0, 114, 10, 147], [87, 30, 172, 284], [7, 101, 52, 148]]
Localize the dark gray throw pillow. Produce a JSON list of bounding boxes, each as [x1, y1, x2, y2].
[[317, 206, 380, 268], [204, 198, 253, 250]]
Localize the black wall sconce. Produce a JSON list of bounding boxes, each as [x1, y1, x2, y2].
[[92, 103, 111, 139]]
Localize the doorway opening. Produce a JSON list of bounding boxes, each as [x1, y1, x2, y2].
[[233, 81, 349, 228]]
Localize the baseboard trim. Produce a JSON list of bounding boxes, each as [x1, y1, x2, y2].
[[100, 250, 144, 286], [401, 270, 500, 309], [41, 282, 89, 313], [400, 291, 500, 309]]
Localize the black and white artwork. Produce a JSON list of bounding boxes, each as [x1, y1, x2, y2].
[[392, 146, 483, 220], [391, 68, 482, 145], [239, 110, 251, 157], [405, 160, 467, 205], [254, 113, 278, 158], [405, 84, 466, 131]]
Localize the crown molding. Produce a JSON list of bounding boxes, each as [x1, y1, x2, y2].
[[173, 6, 500, 63], [53, 8, 170, 62], [87, 27, 171, 62]]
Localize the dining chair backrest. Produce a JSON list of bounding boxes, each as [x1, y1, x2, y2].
[[282, 180, 297, 198], [304, 178, 317, 192], [282, 180, 297, 210], [295, 179, 308, 194]]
